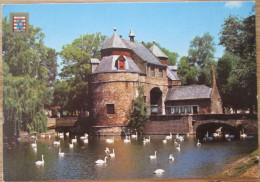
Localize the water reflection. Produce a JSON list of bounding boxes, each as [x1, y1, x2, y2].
[[3, 134, 258, 181]]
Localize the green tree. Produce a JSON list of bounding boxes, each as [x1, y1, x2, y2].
[[187, 32, 216, 68], [128, 86, 148, 135], [58, 33, 107, 115], [145, 42, 179, 65], [219, 14, 256, 113], [177, 56, 198, 85], [2, 17, 57, 135]]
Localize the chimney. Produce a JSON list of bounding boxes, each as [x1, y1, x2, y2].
[[129, 28, 135, 42], [211, 65, 216, 88]]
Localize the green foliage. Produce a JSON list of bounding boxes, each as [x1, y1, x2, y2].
[[2, 17, 57, 135], [177, 56, 197, 85], [178, 33, 216, 86], [128, 86, 148, 135], [56, 33, 107, 114], [219, 14, 256, 112], [145, 42, 179, 65]]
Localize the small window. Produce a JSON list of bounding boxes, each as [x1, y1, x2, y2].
[[150, 67, 155, 77], [107, 104, 115, 114], [159, 69, 163, 78], [187, 106, 191, 113], [180, 106, 185, 113], [174, 106, 179, 114]]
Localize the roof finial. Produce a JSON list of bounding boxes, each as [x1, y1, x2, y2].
[[153, 39, 155, 44], [129, 28, 135, 42], [114, 27, 117, 32]]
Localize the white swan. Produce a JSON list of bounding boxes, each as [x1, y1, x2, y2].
[[84, 133, 88, 138], [58, 148, 65, 156], [143, 137, 147, 144], [66, 132, 69, 136], [176, 144, 181, 151], [59, 134, 64, 139], [33, 147, 37, 152], [83, 138, 88, 143], [48, 134, 51, 139], [213, 133, 219, 138], [72, 136, 77, 143], [169, 154, 174, 161], [124, 136, 131, 143], [186, 132, 190, 137], [145, 136, 150, 143], [109, 149, 115, 158], [105, 147, 110, 155], [31, 141, 37, 148], [197, 139, 201, 147], [162, 137, 167, 143], [41, 134, 45, 138], [225, 133, 229, 139], [35, 155, 44, 165], [174, 139, 178, 145], [69, 143, 73, 148], [131, 132, 137, 138], [165, 132, 172, 140], [80, 136, 86, 140], [95, 156, 107, 164], [53, 140, 60, 145], [106, 137, 114, 143], [154, 169, 164, 174], [179, 136, 184, 142], [240, 131, 247, 138], [149, 151, 157, 159]]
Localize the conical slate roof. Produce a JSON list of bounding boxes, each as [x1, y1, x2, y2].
[[102, 31, 130, 50], [149, 43, 168, 59]]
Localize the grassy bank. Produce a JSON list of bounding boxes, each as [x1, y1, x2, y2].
[[213, 150, 259, 178]]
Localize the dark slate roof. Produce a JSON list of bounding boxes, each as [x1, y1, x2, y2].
[[93, 55, 142, 74], [124, 39, 166, 67], [166, 85, 212, 101], [90, 58, 100, 64], [149, 44, 168, 59], [102, 32, 131, 50], [167, 66, 180, 81]]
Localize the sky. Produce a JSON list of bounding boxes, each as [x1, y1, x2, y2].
[[2, 1, 255, 71]]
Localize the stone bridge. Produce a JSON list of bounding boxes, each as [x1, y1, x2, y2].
[[146, 114, 257, 135], [47, 117, 78, 128]]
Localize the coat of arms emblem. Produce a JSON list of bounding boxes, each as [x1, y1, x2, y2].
[[10, 13, 29, 35]]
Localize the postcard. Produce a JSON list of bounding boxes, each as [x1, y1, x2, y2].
[[1, 1, 258, 181]]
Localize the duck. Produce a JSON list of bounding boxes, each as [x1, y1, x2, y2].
[[154, 169, 164, 174], [149, 151, 157, 159], [58, 148, 65, 156], [95, 156, 107, 164], [53, 140, 60, 145], [35, 155, 44, 165], [31, 141, 37, 148], [109, 149, 115, 158], [165, 132, 172, 140], [106, 137, 114, 143], [71, 136, 77, 143], [176, 144, 181, 151], [197, 139, 201, 147], [225, 133, 230, 139], [131, 132, 137, 138], [169, 154, 174, 161]]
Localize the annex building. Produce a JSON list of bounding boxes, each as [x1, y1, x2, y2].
[[89, 28, 223, 128]]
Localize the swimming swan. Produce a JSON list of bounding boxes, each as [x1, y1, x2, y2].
[[35, 155, 44, 165], [149, 151, 157, 159], [95, 156, 107, 164]]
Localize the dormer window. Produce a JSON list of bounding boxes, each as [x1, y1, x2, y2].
[[115, 56, 125, 71]]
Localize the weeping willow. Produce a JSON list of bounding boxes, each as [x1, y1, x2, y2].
[[3, 75, 49, 135]]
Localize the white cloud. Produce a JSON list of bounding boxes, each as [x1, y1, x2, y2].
[[224, 1, 243, 9]]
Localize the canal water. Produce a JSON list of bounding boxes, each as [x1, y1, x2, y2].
[[3, 134, 258, 181]]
